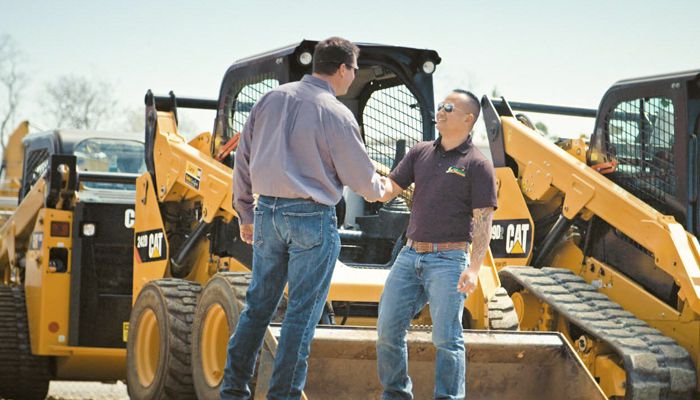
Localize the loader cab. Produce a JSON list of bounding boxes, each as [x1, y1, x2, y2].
[[584, 71, 700, 309], [588, 70, 700, 235], [20, 130, 146, 199], [213, 40, 440, 267], [19, 130, 144, 349]]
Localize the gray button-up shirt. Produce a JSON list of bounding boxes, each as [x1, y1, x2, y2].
[[233, 74, 385, 225]]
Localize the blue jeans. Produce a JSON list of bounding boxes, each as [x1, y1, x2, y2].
[[220, 196, 340, 400], [377, 246, 468, 400]]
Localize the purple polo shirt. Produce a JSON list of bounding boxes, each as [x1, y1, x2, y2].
[[389, 135, 497, 243]]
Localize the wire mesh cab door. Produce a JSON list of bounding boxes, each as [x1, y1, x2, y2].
[[590, 71, 700, 231], [214, 40, 440, 166]]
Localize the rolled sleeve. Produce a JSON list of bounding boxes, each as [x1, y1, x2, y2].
[[326, 113, 385, 201], [470, 159, 498, 210], [388, 146, 417, 190]]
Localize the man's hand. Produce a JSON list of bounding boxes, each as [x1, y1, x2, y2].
[[240, 224, 254, 245], [377, 177, 401, 202], [457, 268, 479, 294]]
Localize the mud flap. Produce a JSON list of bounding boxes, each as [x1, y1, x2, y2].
[[254, 325, 605, 400]]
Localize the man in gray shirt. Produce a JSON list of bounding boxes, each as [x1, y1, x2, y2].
[[222, 37, 386, 400]]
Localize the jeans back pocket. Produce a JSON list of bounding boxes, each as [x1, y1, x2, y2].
[[282, 210, 325, 250], [253, 210, 265, 247]]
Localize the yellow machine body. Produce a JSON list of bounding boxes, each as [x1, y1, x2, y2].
[[486, 84, 700, 398]]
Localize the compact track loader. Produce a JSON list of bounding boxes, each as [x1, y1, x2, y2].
[[484, 70, 700, 399], [0, 129, 146, 399], [126, 40, 603, 399]]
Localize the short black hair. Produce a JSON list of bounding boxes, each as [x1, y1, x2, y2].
[[452, 89, 481, 120], [313, 37, 360, 76]]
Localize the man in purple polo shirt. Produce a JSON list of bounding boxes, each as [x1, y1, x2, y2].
[[376, 90, 497, 399]]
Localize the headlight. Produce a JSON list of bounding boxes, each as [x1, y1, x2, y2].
[[82, 223, 96, 237], [422, 61, 436, 74], [298, 51, 313, 66]]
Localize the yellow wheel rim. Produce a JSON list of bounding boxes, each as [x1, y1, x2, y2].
[[511, 290, 541, 330], [511, 291, 527, 323], [201, 304, 230, 387], [136, 308, 161, 387]]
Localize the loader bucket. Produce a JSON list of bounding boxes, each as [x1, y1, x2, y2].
[[255, 325, 605, 400]]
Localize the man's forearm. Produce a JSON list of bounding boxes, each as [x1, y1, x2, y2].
[[469, 207, 494, 273]]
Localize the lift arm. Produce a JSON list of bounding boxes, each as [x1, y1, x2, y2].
[[144, 91, 237, 224], [483, 96, 700, 315]]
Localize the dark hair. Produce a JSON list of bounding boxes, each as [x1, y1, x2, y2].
[[452, 89, 481, 120], [313, 37, 360, 76]]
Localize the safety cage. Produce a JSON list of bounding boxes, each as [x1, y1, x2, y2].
[[590, 70, 700, 230], [214, 40, 440, 176]]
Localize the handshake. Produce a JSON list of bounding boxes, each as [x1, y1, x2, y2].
[[374, 176, 399, 203]]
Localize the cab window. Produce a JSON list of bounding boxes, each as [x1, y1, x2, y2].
[[74, 139, 145, 190]]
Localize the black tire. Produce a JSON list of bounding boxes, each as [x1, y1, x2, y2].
[[191, 272, 288, 400], [0, 285, 51, 400], [461, 307, 473, 329], [191, 272, 250, 400], [487, 287, 520, 331], [126, 279, 200, 400]]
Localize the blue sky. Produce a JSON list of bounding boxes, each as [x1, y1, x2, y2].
[[1, 0, 698, 139]]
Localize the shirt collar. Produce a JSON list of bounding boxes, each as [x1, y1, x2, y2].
[[301, 74, 336, 96], [433, 135, 473, 154]]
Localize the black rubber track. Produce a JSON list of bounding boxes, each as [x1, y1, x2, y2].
[[500, 266, 696, 400], [0, 285, 51, 400], [487, 287, 520, 331]]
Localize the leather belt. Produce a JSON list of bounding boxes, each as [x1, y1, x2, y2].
[[406, 239, 468, 253]]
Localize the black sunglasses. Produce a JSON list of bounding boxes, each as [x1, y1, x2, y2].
[[437, 102, 469, 114], [344, 63, 359, 73]]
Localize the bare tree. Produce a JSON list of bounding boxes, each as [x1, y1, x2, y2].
[[122, 106, 145, 133], [42, 75, 116, 129], [0, 34, 28, 151], [121, 105, 200, 137]]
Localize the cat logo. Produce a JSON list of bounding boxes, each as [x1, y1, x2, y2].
[[489, 219, 532, 259], [124, 209, 135, 228], [135, 228, 167, 263], [149, 233, 163, 258], [505, 223, 529, 254]]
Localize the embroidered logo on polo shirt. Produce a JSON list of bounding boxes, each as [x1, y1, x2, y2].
[[446, 166, 465, 177]]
